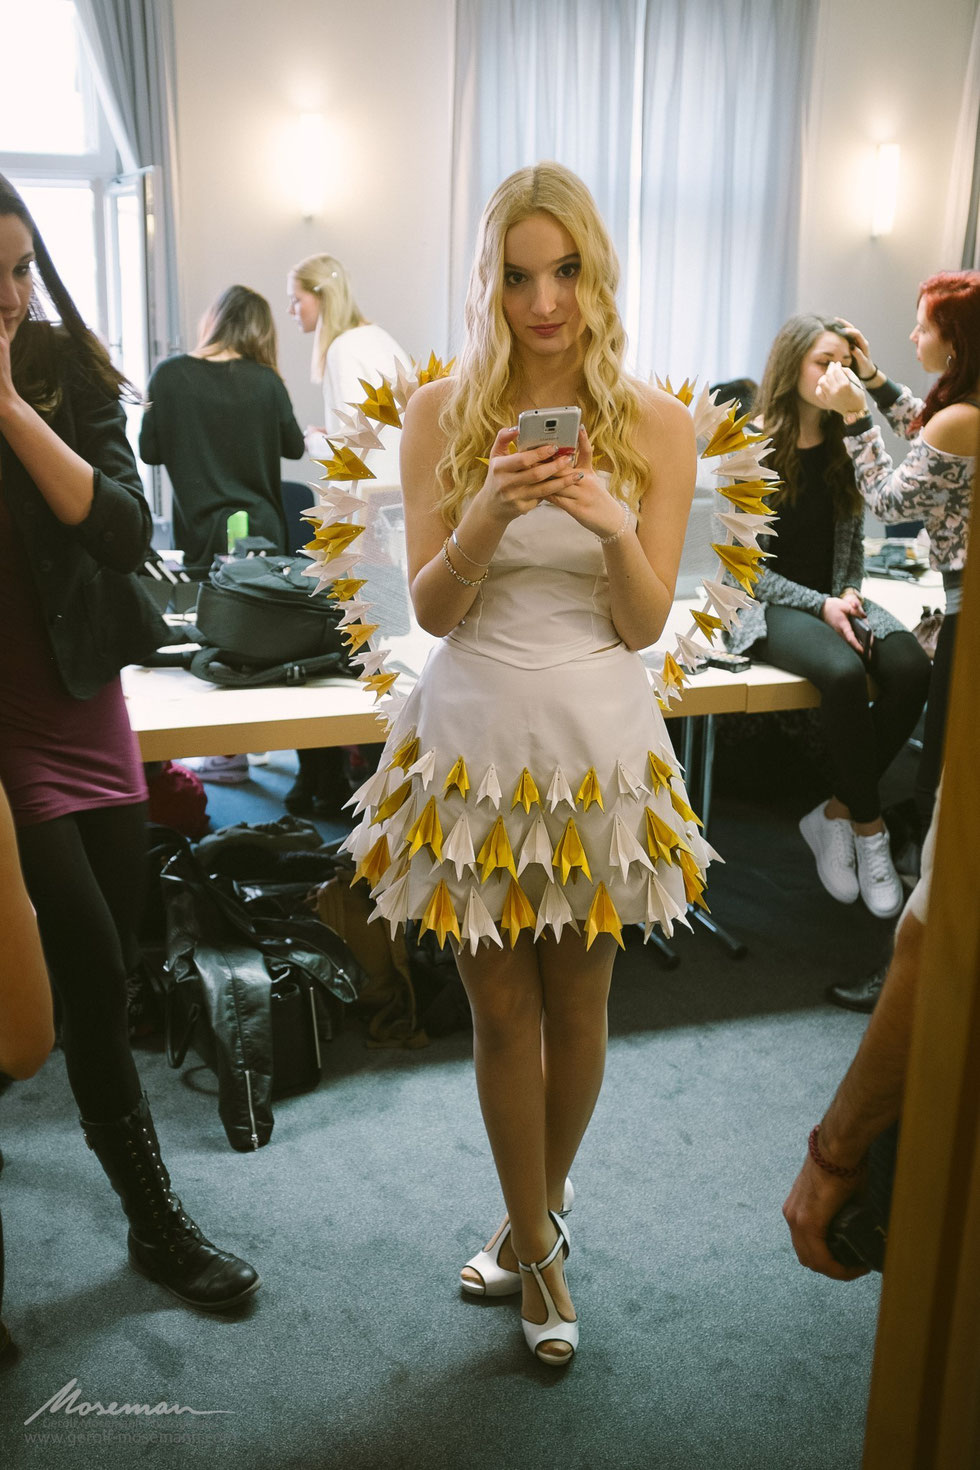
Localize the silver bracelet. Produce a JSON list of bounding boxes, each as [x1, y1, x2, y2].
[[596, 504, 631, 545], [442, 536, 488, 587], [451, 528, 490, 569]]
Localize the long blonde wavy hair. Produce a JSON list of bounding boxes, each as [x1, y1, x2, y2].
[[290, 253, 364, 383], [437, 162, 645, 522]]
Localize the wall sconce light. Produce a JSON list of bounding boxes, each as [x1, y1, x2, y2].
[[870, 143, 900, 239], [296, 111, 327, 220]]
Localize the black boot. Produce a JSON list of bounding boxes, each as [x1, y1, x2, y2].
[[81, 1094, 260, 1310]]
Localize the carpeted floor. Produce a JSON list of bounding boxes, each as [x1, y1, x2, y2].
[[0, 743, 906, 1470]]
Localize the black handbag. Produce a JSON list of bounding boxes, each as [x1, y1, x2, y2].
[[189, 555, 352, 688], [160, 845, 368, 1150]]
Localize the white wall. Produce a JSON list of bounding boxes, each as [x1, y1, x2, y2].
[[171, 0, 977, 432], [799, 0, 977, 401], [171, 0, 454, 436]]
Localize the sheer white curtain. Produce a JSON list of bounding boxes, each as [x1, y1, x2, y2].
[[450, 0, 642, 344], [451, 0, 817, 382]]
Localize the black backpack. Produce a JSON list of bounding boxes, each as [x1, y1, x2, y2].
[[189, 555, 353, 688]]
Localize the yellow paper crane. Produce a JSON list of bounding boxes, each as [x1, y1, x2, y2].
[[364, 670, 399, 701], [644, 808, 680, 865], [584, 882, 625, 950], [416, 351, 455, 385], [444, 756, 470, 800], [356, 377, 401, 428], [500, 877, 536, 947], [372, 779, 412, 824], [661, 651, 687, 692], [691, 608, 725, 641], [656, 374, 696, 406], [712, 542, 769, 593], [305, 520, 365, 558], [716, 480, 780, 516], [326, 577, 367, 601], [354, 834, 390, 888], [677, 848, 710, 910], [552, 818, 592, 884], [406, 796, 444, 862], [669, 787, 703, 828], [576, 767, 604, 811], [477, 816, 518, 883], [702, 411, 767, 459], [388, 734, 420, 772], [342, 622, 379, 653], [420, 880, 461, 947], [512, 767, 541, 813], [647, 751, 675, 794], [314, 443, 375, 482]]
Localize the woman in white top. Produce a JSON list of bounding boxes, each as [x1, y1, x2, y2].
[[287, 254, 408, 486]]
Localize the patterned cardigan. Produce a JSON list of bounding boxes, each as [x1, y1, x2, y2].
[[846, 379, 974, 575]]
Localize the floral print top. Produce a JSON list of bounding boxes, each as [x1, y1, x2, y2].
[[846, 381, 975, 574]]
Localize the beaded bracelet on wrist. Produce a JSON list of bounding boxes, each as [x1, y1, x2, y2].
[[441, 536, 488, 587], [808, 1124, 864, 1179], [596, 504, 631, 545]]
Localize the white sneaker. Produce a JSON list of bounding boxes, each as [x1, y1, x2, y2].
[[855, 831, 904, 919], [799, 802, 859, 903], [194, 754, 250, 785]]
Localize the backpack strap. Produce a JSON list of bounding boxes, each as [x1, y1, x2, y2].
[[188, 646, 350, 688]]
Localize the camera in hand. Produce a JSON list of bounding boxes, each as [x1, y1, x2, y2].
[[849, 614, 873, 659]]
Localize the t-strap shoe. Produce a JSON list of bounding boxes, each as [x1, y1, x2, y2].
[[519, 1211, 577, 1366], [460, 1178, 574, 1297]]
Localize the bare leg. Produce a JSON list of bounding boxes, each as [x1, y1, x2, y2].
[[539, 931, 617, 1207], [455, 935, 574, 1362]]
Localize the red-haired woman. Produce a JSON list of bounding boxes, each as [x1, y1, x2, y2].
[[818, 270, 980, 832]]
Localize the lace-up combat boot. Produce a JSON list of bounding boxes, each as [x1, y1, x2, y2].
[[81, 1094, 260, 1310]]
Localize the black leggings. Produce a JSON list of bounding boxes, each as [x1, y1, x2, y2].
[[915, 610, 958, 829], [15, 803, 147, 1123], [759, 608, 931, 822]]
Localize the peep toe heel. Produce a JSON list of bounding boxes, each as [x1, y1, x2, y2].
[[519, 1210, 577, 1366], [460, 1177, 573, 1297]]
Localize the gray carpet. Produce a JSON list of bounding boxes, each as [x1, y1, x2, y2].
[[0, 748, 898, 1469]]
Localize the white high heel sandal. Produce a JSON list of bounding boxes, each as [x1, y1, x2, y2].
[[460, 1177, 574, 1297], [519, 1210, 577, 1366]]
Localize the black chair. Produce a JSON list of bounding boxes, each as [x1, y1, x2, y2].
[[281, 480, 316, 557]]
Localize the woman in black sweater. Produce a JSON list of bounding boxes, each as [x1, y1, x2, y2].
[[727, 315, 931, 919], [139, 285, 305, 577]]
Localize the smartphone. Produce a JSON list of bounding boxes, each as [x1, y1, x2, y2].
[[516, 406, 582, 459], [849, 614, 874, 659]]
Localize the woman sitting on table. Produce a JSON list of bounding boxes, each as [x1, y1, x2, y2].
[[816, 271, 979, 835], [725, 315, 931, 919]]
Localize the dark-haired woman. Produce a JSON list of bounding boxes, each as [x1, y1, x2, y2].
[[726, 315, 931, 920], [0, 174, 258, 1310], [139, 284, 305, 578], [817, 271, 979, 833]]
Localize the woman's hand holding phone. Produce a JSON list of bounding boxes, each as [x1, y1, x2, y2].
[[479, 425, 584, 522]]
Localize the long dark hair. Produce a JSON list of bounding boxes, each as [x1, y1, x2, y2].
[[913, 270, 980, 431], [195, 285, 281, 373], [0, 172, 131, 413], [756, 314, 862, 515]]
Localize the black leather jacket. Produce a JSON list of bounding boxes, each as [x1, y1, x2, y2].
[[0, 351, 166, 699]]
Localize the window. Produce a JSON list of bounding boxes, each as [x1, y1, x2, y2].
[[0, 0, 159, 510]]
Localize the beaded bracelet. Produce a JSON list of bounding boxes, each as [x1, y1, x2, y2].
[[596, 504, 631, 545], [807, 1125, 864, 1179], [441, 536, 488, 587], [451, 528, 490, 569]]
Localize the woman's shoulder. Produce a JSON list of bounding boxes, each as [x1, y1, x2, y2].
[[628, 378, 695, 453], [922, 399, 980, 457], [402, 376, 454, 435]]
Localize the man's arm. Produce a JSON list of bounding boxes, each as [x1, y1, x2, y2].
[[782, 908, 924, 1279]]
